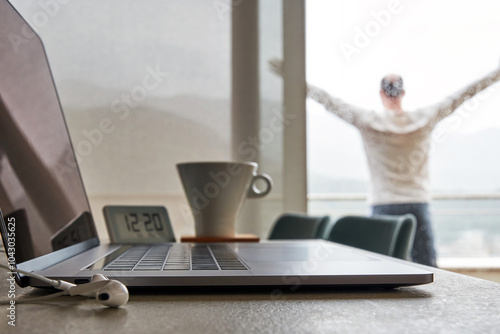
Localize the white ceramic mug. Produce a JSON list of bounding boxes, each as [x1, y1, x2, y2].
[[177, 161, 272, 237]]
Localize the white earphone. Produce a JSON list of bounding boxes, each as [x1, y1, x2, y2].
[[0, 264, 129, 307]]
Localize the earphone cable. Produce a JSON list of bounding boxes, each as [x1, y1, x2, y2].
[[0, 263, 62, 287], [0, 290, 67, 305], [0, 263, 71, 305]]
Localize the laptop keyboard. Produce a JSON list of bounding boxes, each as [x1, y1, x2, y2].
[[102, 244, 248, 271]]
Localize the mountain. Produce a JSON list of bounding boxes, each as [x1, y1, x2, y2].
[[430, 128, 500, 193], [60, 80, 500, 195], [307, 127, 500, 194], [63, 91, 231, 196], [61, 80, 285, 196]]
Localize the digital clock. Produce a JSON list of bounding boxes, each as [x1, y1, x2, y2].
[[103, 206, 176, 244]]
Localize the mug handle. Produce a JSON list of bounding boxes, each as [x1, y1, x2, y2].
[[247, 174, 273, 198]]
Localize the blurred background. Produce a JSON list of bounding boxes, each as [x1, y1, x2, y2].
[[9, 0, 500, 271]]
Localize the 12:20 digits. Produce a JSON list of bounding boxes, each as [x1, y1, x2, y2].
[[124, 213, 164, 233]]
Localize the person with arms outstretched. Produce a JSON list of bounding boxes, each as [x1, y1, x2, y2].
[[270, 59, 500, 266]]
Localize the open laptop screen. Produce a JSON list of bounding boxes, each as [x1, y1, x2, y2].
[[0, 0, 97, 264]]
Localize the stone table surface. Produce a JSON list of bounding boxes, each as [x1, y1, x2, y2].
[[1, 255, 499, 334]]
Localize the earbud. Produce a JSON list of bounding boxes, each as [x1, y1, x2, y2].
[[94, 279, 129, 307], [90, 274, 129, 307], [65, 274, 129, 307], [0, 264, 129, 307]]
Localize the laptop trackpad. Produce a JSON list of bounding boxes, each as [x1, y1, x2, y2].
[[236, 244, 376, 262]]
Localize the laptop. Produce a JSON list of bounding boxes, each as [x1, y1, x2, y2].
[[0, 0, 432, 290]]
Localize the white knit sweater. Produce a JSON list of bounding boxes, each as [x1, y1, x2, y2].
[[308, 68, 500, 205]]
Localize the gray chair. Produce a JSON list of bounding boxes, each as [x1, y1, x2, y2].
[[268, 213, 333, 240], [327, 214, 417, 260]]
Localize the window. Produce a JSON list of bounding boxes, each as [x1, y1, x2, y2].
[[306, 0, 500, 263], [11, 0, 232, 238], [10, 0, 294, 239]]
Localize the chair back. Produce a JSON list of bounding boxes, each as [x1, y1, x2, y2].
[[327, 214, 416, 260], [268, 213, 332, 240]]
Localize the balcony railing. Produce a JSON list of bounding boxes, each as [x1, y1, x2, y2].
[[308, 193, 500, 265], [308, 193, 500, 201]]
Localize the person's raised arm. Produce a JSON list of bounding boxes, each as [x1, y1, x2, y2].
[[429, 62, 500, 124], [269, 59, 369, 128]]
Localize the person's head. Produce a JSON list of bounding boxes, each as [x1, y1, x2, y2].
[[380, 74, 405, 111]]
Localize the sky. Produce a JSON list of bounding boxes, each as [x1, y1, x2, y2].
[[10, 0, 231, 107], [306, 0, 500, 185], [306, 0, 500, 133]]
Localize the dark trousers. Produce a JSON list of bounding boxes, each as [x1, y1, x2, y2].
[[371, 202, 437, 267]]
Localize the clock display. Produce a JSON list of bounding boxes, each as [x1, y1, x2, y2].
[[51, 211, 94, 251], [103, 206, 175, 244]]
